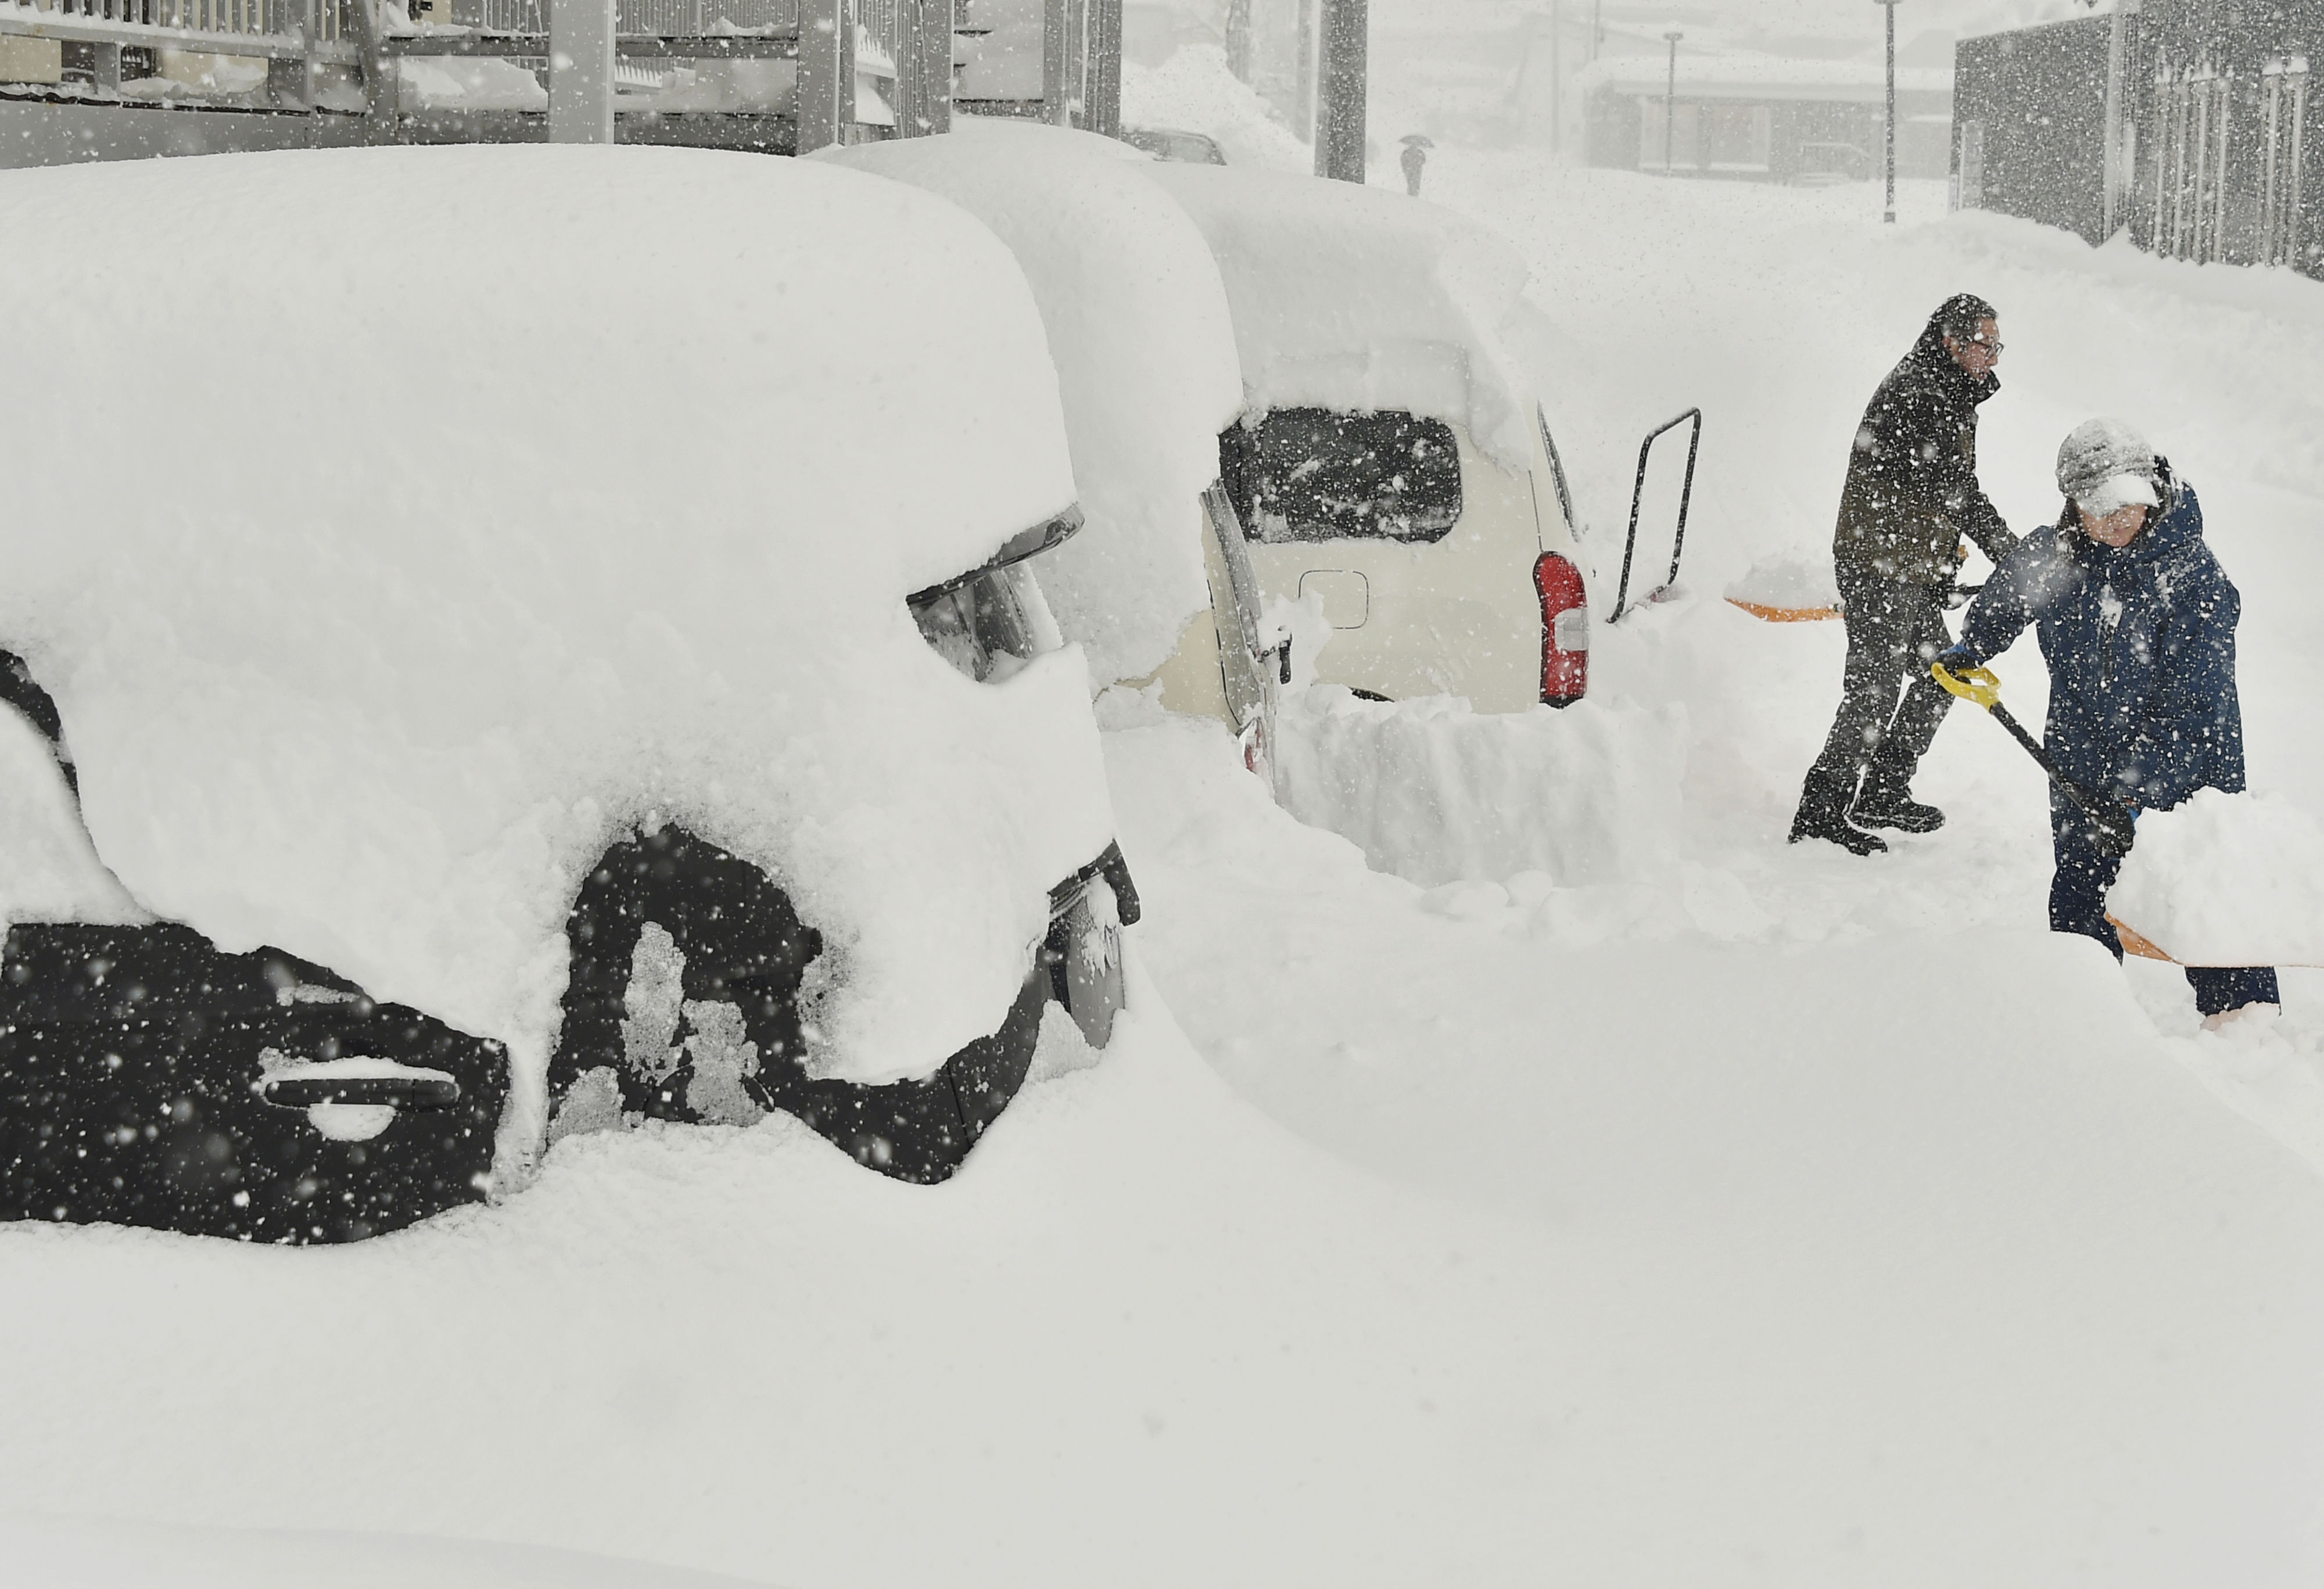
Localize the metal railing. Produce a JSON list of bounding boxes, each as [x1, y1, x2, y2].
[[0, 0, 355, 52], [465, 0, 789, 34]]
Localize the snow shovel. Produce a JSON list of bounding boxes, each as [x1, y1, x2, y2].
[[1930, 660, 2139, 857]]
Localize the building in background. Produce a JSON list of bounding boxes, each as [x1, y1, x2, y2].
[[1577, 49, 1950, 182], [1954, 1, 2320, 275]]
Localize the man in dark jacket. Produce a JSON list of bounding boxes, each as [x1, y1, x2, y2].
[[1939, 418, 2278, 1024], [1791, 293, 2018, 854]]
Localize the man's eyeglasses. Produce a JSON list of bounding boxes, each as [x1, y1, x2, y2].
[[1961, 335, 2003, 354]]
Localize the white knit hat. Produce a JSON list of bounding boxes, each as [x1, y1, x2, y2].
[[2056, 417, 2159, 514]]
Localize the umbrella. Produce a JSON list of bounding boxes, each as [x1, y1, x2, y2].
[[1400, 134, 1434, 148]]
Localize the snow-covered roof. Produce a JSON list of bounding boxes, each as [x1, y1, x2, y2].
[[1139, 164, 1537, 470], [823, 119, 1246, 685], [0, 144, 1114, 1102], [1576, 51, 1952, 102]]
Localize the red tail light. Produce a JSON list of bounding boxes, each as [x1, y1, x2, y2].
[[1534, 552, 1589, 706]]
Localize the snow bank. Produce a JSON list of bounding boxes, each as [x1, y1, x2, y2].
[[823, 121, 1246, 684], [1140, 162, 1538, 471], [0, 712, 143, 928], [396, 56, 547, 110], [1274, 686, 1685, 888], [2111, 790, 2324, 967], [0, 145, 1112, 1101]]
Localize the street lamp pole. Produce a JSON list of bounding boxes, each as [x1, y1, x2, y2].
[[1663, 30, 1681, 176], [1877, 0, 1900, 223]]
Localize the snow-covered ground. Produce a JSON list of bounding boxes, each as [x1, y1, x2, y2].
[[8, 83, 2324, 1589]]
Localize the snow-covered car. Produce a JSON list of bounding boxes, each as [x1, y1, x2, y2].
[[0, 144, 1132, 1244], [1143, 164, 1594, 713], [824, 121, 1285, 783], [1120, 125, 1228, 164]]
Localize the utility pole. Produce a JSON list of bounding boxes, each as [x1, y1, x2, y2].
[[1877, 0, 1900, 222], [1663, 30, 1680, 175], [1316, 0, 1368, 182], [1548, 0, 1561, 158]]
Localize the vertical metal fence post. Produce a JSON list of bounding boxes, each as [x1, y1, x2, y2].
[[2292, 64, 2311, 270], [548, 0, 615, 141], [1877, 0, 1897, 223], [2211, 73, 2233, 263], [1660, 28, 1678, 175], [1085, 0, 1118, 136], [897, 0, 950, 135], [1293, 0, 1313, 142], [1041, 0, 1067, 125], [1547, 0, 1559, 158], [797, 0, 849, 150], [2264, 59, 2294, 264]]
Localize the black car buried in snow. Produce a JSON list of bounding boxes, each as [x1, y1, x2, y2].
[[0, 148, 1136, 1246], [0, 523, 1133, 1244]]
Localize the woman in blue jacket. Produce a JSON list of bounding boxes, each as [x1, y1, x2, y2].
[[1941, 418, 2279, 1026]]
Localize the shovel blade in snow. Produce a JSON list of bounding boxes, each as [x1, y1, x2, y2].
[[2106, 913, 2177, 963], [1726, 598, 1840, 623]]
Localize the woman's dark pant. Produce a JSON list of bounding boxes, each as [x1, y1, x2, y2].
[[2050, 791, 2280, 1017], [1809, 569, 1956, 785]]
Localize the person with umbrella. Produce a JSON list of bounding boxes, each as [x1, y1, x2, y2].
[[1399, 134, 1432, 196]]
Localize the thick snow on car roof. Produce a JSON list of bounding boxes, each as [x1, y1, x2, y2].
[[1141, 163, 1537, 470], [0, 144, 1113, 1105], [823, 121, 1246, 684]]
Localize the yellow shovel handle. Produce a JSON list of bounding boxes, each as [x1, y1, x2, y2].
[[1930, 659, 2002, 709]]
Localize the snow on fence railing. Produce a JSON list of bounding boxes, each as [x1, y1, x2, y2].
[[468, 0, 792, 35], [0, 0, 355, 53]]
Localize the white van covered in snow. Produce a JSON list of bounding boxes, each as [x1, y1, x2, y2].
[[0, 145, 1134, 1242], [824, 120, 1288, 783], [1142, 164, 1592, 715]]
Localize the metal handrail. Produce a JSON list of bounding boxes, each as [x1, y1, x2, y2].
[[0, 0, 357, 61], [1610, 407, 1702, 622]]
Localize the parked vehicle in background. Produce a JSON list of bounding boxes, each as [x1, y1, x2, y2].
[[1791, 142, 1873, 185], [823, 121, 1280, 779], [0, 144, 1132, 1243], [1120, 125, 1228, 164], [1141, 163, 1594, 713]]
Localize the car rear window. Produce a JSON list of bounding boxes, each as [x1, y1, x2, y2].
[[1221, 408, 1463, 545]]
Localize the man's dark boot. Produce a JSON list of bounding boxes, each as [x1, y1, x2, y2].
[[1788, 769, 1888, 855], [1852, 769, 1945, 833]]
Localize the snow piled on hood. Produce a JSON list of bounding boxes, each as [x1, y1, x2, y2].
[[823, 120, 1246, 685], [0, 144, 1114, 1095], [2110, 789, 2324, 967], [1140, 162, 1537, 471]]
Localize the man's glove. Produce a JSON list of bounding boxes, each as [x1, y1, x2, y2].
[[1932, 644, 1977, 680]]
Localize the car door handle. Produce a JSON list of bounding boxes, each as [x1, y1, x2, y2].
[[254, 1058, 461, 1110]]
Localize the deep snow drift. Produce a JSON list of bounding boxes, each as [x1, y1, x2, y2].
[[1272, 685, 1684, 888], [2113, 789, 2324, 967]]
